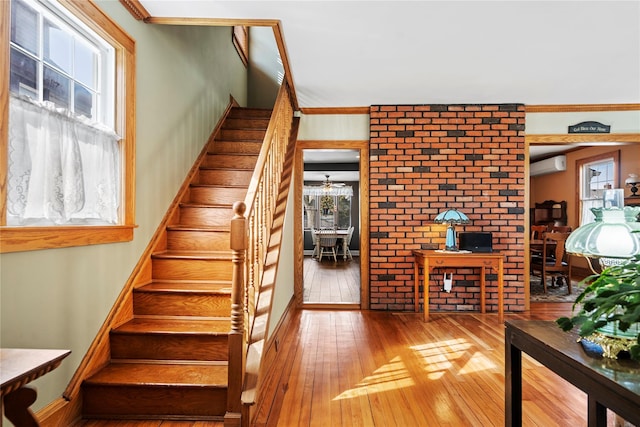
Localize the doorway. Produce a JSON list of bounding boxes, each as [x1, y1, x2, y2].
[[294, 141, 370, 309]]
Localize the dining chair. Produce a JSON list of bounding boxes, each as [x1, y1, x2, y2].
[[319, 234, 338, 262], [549, 225, 572, 233], [342, 226, 354, 260], [531, 232, 572, 294], [311, 228, 320, 259]]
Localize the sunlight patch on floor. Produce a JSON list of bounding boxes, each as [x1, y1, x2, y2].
[[333, 356, 415, 400], [411, 338, 497, 377]]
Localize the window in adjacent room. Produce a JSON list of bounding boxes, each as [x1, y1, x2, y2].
[[576, 151, 620, 225], [1, 0, 136, 252]]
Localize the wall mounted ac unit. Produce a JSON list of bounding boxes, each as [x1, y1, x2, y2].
[[530, 155, 567, 177]]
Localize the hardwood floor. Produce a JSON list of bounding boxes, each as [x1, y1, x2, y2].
[[303, 256, 360, 304], [258, 303, 633, 427], [74, 303, 632, 426]]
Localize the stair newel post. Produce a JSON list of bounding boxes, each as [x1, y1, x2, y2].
[[226, 201, 247, 426]]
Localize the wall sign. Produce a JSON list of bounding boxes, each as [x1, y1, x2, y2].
[[568, 121, 611, 134]]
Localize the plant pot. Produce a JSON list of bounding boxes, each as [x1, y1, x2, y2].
[[580, 322, 640, 359]]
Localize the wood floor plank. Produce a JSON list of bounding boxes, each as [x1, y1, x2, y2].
[[262, 304, 634, 426]]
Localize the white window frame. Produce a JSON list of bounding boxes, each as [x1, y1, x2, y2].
[[576, 150, 620, 225]]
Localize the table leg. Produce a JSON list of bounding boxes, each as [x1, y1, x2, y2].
[[498, 259, 504, 323], [414, 258, 419, 313], [423, 260, 430, 322], [480, 266, 486, 314], [3, 386, 39, 427], [505, 330, 522, 427], [587, 396, 607, 427]]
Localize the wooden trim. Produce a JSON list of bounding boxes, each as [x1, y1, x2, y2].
[[118, 0, 151, 21], [300, 107, 371, 115], [272, 22, 298, 111], [295, 140, 370, 310], [0, 0, 137, 253], [145, 16, 281, 27], [527, 133, 640, 144], [526, 104, 640, 113], [0, 0, 9, 226]]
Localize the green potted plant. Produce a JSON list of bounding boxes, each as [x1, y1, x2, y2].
[[557, 253, 640, 360], [556, 206, 640, 361]]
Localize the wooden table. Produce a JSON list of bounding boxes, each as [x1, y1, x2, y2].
[[313, 229, 350, 260], [505, 320, 640, 427], [412, 250, 504, 322], [1, 348, 71, 426]]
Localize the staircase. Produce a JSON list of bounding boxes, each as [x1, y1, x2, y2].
[[81, 107, 272, 421]]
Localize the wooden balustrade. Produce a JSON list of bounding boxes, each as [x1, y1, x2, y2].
[[227, 80, 296, 426]]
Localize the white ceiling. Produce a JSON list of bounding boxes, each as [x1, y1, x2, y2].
[[138, 1, 640, 108]]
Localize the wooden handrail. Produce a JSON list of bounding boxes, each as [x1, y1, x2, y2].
[[226, 80, 296, 426]]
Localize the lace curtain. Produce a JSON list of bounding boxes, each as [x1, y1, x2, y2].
[[7, 95, 121, 226]]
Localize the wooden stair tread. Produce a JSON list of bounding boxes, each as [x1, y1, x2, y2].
[[138, 280, 232, 293], [189, 183, 249, 189], [151, 250, 231, 259], [179, 202, 233, 208], [167, 225, 229, 232], [86, 363, 228, 386], [115, 318, 231, 334]]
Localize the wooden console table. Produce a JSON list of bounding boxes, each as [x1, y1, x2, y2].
[[505, 320, 640, 427], [1, 348, 71, 426], [412, 250, 504, 322]]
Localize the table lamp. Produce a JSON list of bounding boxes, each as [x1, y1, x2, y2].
[[434, 208, 469, 251], [565, 206, 640, 266]]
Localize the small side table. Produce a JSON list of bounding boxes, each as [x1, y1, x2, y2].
[[1, 348, 71, 426], [412, 250, 505, 322]]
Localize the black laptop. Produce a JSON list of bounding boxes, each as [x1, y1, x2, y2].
[[459, 232, 493, 253]]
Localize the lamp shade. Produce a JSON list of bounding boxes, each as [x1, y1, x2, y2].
[[434, 208, 469, 251], [434, 209, 470, 225], [565, 207, 640, 259]]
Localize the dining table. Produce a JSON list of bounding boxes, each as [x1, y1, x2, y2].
[[313, 229, 350, 260]]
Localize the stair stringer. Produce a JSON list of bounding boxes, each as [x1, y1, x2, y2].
[[41, 99, 246, 427]]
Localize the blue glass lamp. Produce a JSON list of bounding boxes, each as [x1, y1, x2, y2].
[[434, 208, 470, 251]]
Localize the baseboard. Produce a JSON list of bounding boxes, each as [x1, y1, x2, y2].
[[250, 296, 298, 426]]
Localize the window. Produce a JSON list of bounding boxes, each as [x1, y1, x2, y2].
[[304, 193, 352, 230], [1, 0, 136, 252], [576, 151, 620, 225], [10, 0, 114, 125], [232, 25, 248, 67]]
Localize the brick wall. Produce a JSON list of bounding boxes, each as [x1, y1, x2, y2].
[[369, 104, 526, 313]]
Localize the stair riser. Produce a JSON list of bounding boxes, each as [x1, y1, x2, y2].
[[82, 385, 227, 417], [198, 169, 252, 186], [210, 141, 262, 154], [133, 292, 231, 317], [219, 129, 265, 141], [189, 186, 246, 206], [110, 334, 229, 361], [167, 230, 230, 251], [152, 259, 232, 281], [223, 118, 270, 129], [229, 108, 272, 119], [202, 154, 258, 169], [179, 206, 233, 227]]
